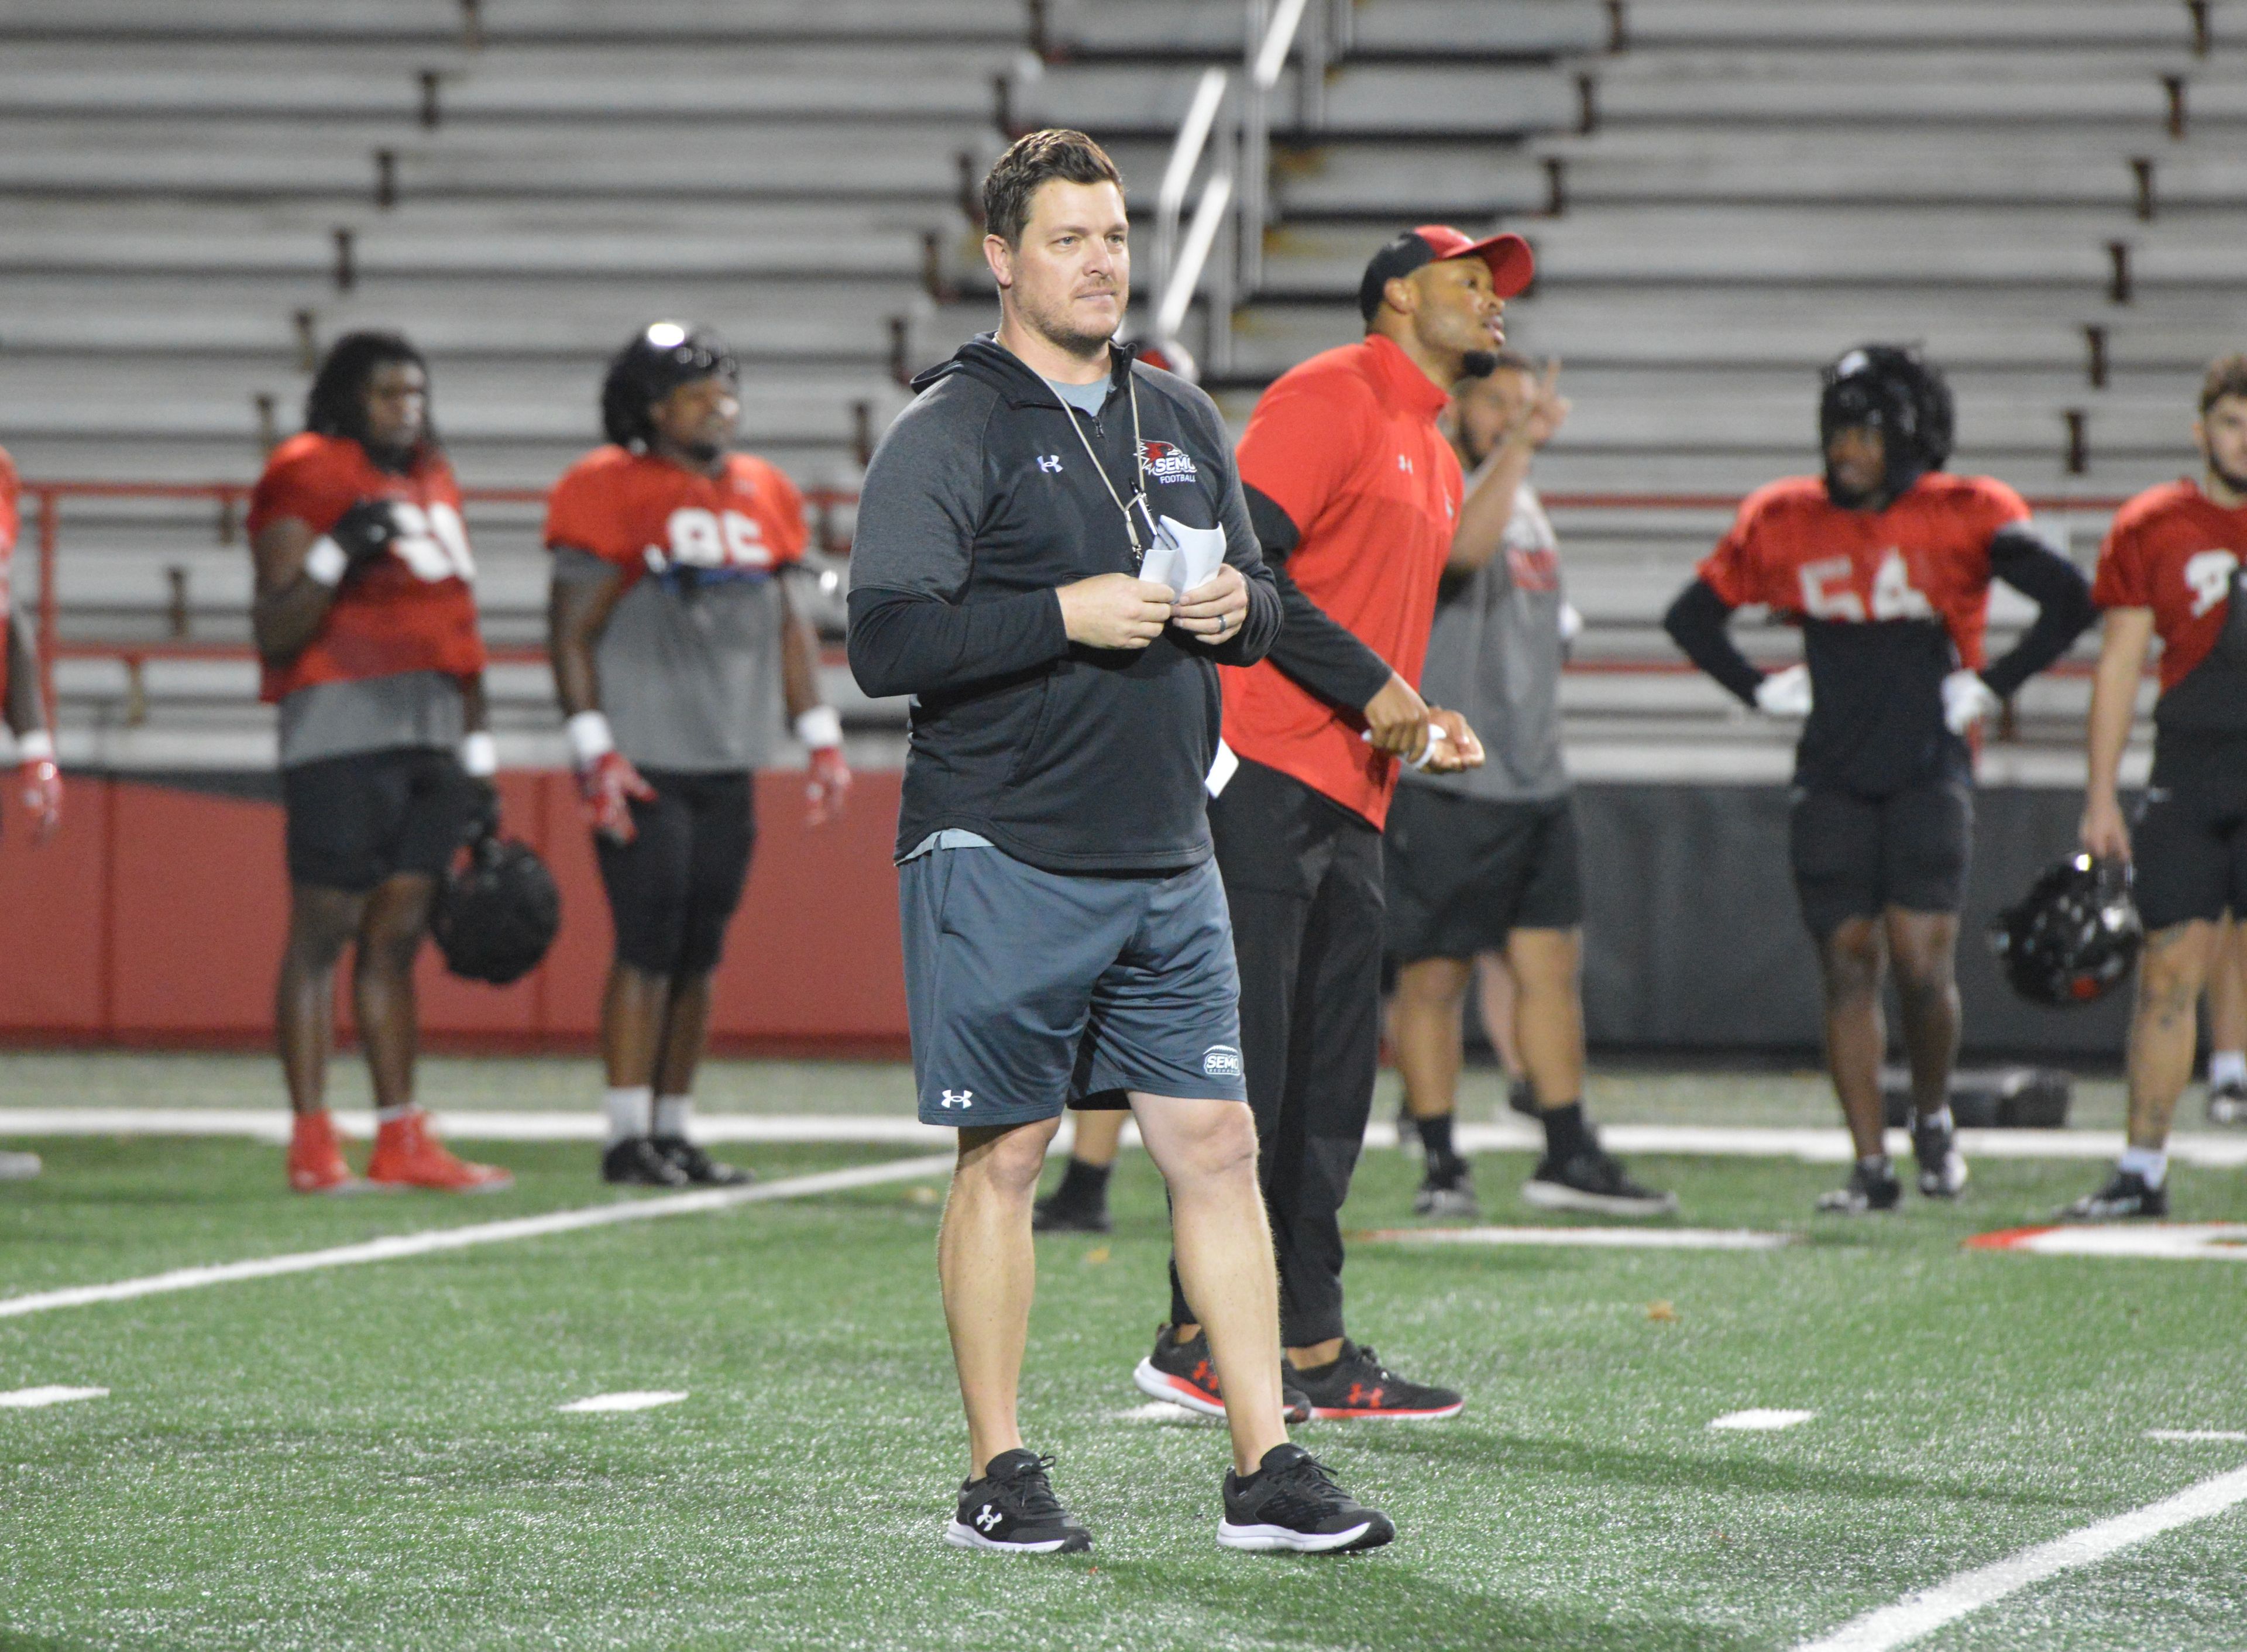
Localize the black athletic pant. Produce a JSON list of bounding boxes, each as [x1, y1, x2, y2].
[[1169, 757, 1383, 1349]]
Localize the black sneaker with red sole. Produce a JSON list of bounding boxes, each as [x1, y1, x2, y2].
[[1289, 1341, 1463, 1421], [1133, 1324, 1311, 1423]]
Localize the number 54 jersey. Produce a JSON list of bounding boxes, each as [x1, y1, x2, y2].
[[542, 445, 809, 773], [249, 432, 487, 705], [1698, 472, 2030, 794]]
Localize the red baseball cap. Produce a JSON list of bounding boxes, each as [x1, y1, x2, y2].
[[1356, 224, 1535, 320]]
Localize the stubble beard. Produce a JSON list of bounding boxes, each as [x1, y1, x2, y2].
[[1019, 284, 1125, 362]]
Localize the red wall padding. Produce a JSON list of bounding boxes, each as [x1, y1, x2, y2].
[[0, 771, 909, 1052]]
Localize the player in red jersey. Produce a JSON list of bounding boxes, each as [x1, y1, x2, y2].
[[546, 323, 849, 1187], [0, 447, 62, 849], [1665, 345, 2094, 1213], [2064, 353, 2247, 1217], [251, 332, 512, 1195]]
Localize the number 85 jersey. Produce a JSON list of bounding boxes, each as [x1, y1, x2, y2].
[[249, 432, 487, 703], [1698, 472, 2030, 792]]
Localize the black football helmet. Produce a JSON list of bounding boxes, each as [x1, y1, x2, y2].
[[600, 321, 737, 449], [432, 829, 562, 987], [1986, 854, 2143, 1008], [1819, 344, 1954, 505]]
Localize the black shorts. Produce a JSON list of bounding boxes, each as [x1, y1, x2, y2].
[[593, 769, 756, 976], [1789, 778, 1971, 940], [2133, 735, 2247, 932], [1383, 786, 1583, 961], [282, 746, 477, 893]]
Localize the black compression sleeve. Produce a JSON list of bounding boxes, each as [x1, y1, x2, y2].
[[1243, 485, 1395, 710], [1661, 578, 1764, 707], [844, 585, 1069, 700], [1981, 526, 2097, 698]]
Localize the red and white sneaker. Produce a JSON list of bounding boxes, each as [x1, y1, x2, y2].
[[365, 1110, 513, 1193], [1289, 1341, 1463, 1421], [287, 1109, 364, 1194]]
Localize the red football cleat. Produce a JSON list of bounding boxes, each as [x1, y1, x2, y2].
[[365, 1110, 513, 1193], [287, 1109, 360, 1194]]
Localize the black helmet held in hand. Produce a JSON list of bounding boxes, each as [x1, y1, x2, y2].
[[432, 826, 562, 987], [1986, 854, 2143, 1008]]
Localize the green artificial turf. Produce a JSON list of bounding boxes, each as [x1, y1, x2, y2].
[[1, 1130, 2243, 1650]]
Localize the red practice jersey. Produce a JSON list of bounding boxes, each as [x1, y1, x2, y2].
[[542, 446, 808, 582], [1222, 334, 1460, 828], [248, 434, 486, 704], [2090, 479, 2246, 693]]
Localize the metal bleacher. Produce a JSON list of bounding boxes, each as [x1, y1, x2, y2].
[[6, 0, 2235, 779]]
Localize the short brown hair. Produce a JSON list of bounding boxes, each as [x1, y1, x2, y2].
[[2200, 353, 2247, 415], [982, 129, 1125, 246]]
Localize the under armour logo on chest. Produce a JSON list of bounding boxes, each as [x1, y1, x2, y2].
[[1037, 455, 1063, 473], [1397, 453, 1413, 473]]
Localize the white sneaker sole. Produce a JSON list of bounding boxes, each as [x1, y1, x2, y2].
[[1918, 1155, 1969, 1198], [1521, 1179, 1678, 1218], [943, 1519, 1087, 1554], [1132, 1357, 1226, 1419], [1218, 1517, 1386, 1553]]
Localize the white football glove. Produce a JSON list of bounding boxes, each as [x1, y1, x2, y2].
[[1942, 668, 2002, 735], [1753, 664, 1812, 719]]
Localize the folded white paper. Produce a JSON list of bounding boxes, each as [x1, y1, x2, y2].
[[1142, 515, 1227, 597], [1205, 737, 1239, 798]]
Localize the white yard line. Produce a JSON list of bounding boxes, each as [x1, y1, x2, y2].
[[558, 1391, 688, 1414], [10, 1108, 2242, 1166], [1792, 1463, 2247, 1651], [1709, 1409, 1816, 1431], [0, 1154, 954, 1323], [2148, 1430, 2247, 1443], [1355, 1225, 1794, 1251], [1968, 1224, 2247, 1262], [0, 1385, 107, 1408]]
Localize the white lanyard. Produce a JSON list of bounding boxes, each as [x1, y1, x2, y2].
[[1057, 370, 1163, 565]]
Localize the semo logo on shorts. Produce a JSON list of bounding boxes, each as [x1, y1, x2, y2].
[[1202, 1045, 1243, 1079]]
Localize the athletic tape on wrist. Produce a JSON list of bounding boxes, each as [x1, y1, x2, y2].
[[16, 730, 55, 763], [460, 731, 498, 778], [303, 536, 349, 587], [793, 706, 844, 750], [564, 710, 614, 767]]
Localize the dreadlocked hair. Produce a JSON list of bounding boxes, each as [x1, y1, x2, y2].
[[303, 330, 436, 455]]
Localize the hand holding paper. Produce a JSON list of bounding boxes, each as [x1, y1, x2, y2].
[[1159, 516, 1246, 644]]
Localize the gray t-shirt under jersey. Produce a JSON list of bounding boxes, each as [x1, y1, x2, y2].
[[554, 546, 786, 774], [279, 669, 463, 768], [1406, 481, 1569, 803]]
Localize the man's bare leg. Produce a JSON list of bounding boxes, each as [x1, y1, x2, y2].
[[1391, 956, 1472, 1122], [1884, 909, 1961, 1126], [1507, 926, 1586, 1108], [2205, 916, 2246, 1110], [1131, 1093, 1286, 1474], [939, 1115, 1061, 1479], [352, 873, 438, 1113], [2126, 921, 2218, 1150], [1817, 916, 1890, 1160], [276, 885, 367, 1115], [1473, 950, 1524, 1081]]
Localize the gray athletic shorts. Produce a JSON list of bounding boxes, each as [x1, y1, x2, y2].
[[899, 847, 1248, 1129]]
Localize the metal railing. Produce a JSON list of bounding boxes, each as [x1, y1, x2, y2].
[[1148, 0, 1325, 371]]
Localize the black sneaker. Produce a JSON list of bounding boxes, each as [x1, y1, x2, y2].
[[1133, 1325, 1311, 1423], [1507, 1076, 1539, 1119], [1412, 1159, 1479, 1220], [1032, 1186, 1111, 1234], [1218, 1444, 1395, 1554], [1911, 1116, 1968, 1198], [602, 1136, 689, 1187], [652, 1136, 752, 1187], [1289, 1340, 1463, 1421], [945, 1450, 1091, 1554], [2059, 1169, 2169, 1221], [2210, 1081, 2247, 1126], [1816, 1160, 1902, 1214], [1523, 1145, 1678, 1217]]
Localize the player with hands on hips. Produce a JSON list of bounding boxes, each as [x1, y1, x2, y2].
[[2061, 355, 2247, 1218], [0, 445, 61, 845], [1664, 345, 2094, 1214], [251, 332, 511, 1196], [547, 321, 846, 1190]]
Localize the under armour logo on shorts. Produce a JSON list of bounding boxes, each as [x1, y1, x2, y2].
[[940, 1089, 975, 1109], [1202, 1046, 1243, 1079]]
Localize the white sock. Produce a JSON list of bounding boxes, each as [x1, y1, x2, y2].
[[1915, 1106, 1954, 1134], [652, 1095, 692, 1140], [1858, 1153, 1891, 1175], [375, 1104, 413, 1126], [2118, 1146, 2167, 1187], [2210, 1050, 2246, 1090], [603, 1086, 652, 1145]]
